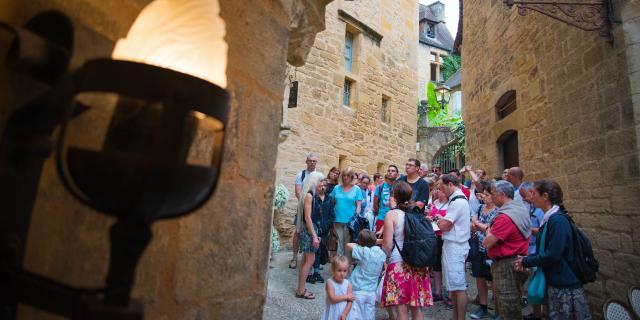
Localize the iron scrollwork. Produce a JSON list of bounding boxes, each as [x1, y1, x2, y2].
[[504, 0, 616, 42]]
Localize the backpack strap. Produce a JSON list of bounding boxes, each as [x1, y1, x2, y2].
[[449, 195, 467, 204], [301, 170, 306, 183]]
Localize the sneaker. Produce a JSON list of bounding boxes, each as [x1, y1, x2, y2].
[[313, 272, 325, 283], [305, 274, 315, 284], [446, 298, 454, 310], [470, 308, 489, 319], [521, 296, 528, 307]]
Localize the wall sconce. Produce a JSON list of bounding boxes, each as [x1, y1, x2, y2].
[[1, 5, 229, 319], [503, 0, 618, 43], [435, 84, 451, 109]]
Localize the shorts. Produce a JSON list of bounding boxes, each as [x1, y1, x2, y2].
[[471, 251, 492, 281], [349, 291, 377, 320], [491, 257, 528, 319], [442, 240, 469, 292]]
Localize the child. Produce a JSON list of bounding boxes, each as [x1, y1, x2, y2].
[[321, 255, 355, 320], [346, 229, 387, 320]]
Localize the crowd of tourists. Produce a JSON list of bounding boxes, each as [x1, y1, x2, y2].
[[289, 153, 594, 320]]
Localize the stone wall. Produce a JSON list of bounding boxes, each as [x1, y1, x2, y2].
[[0, 0, 329, 319], [417, 126, 455, 166], [275, 0, 419, 241], [462, 0, 640, 316]]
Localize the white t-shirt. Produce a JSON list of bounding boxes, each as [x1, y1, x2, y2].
[[294, 169, 313, 187], [388, 209, 405, 264], [442, 189, 471, 243]]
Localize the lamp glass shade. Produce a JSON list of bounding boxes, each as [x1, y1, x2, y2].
[[57, 59, 229, 220], [112, 0, 227, 88]]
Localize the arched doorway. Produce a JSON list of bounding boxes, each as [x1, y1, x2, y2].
[[497, 130, 518, 170]]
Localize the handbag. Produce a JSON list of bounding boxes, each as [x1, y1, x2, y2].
[[528, 225, 548, 304], [325, 226, 339, 252]]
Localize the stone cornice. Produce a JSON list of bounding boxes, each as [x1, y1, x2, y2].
[[281, 0, 334, 66], [337, 9, 383, 44]]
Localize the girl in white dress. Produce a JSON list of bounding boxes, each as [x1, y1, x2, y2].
[[321, 255, 355, 320]]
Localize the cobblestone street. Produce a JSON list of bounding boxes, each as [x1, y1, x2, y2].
[[264, 250, 530, 319]]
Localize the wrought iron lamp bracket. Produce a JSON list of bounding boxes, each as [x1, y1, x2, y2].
[[504, 0, 619, 43]]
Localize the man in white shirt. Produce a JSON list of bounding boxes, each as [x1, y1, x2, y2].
[[289, 153, 317, 269], [437, 173, 471, 320]]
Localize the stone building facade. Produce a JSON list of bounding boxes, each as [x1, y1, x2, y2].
[[417, 1, 454, 102], [0, 0, 331, 319], [461, 0, 640, 316], [275, 0, 419, 240]]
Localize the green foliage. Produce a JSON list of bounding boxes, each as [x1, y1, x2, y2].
[[270, 227, 280, 258], [441, 54, 461, 81], [273, 184, 290, 210]]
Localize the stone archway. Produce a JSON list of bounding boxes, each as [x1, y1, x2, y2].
[[416, 126, 456, 167]]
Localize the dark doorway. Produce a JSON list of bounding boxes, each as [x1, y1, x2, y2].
[[497, 130, 519, 170]]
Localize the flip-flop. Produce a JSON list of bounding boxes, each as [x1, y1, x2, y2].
[[288, 259, 297, 269], [295, 289, 315, 299]]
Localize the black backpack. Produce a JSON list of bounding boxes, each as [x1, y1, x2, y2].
[[393, 206, 437, 268], [563, 214, 599, 283]]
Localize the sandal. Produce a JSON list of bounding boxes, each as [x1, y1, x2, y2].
[[288, 259, 297, 269], [295, 288, 315, 299]]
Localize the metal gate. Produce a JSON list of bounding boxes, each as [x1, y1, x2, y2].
[[433, 143, 465, 174]]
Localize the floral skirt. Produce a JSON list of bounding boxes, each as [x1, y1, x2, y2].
[[380, 261, 433, 307], [299, 225, 318, 254]]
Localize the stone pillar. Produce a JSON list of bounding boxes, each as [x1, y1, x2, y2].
[[0, 0, 331, 319]]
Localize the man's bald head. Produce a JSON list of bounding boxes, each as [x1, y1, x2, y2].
[[507, 167, 524, 185]]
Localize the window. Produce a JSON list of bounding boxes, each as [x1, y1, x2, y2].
[[430, 63, 438, 82], [377, 162, 384, 174], [345, 31, 354, 72], [426, 23, 435, 38], [381, 96, 390, 123], [430, 53, 437, 62], [497, 130, 519, 170], [343, 78, 354, 107], [495, 90, 517, 119], [339, 155, 347, 170]]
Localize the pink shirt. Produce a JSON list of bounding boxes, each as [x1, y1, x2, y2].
[[428, 202, 447, 237]]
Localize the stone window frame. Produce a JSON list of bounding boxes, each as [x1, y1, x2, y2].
[[343, 76, 356, 109], [344, 31, 354, 73], [429, 51, 447, 83], [380, 95, 391, 124], [495, 90, 517, 120]]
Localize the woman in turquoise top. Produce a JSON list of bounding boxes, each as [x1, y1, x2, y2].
[[330, 167, 363, 258]]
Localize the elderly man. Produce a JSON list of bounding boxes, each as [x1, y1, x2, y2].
[[437, 173, 471, 320], [483, 181, 531, 320]]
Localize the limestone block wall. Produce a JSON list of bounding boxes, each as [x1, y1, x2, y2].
[[0, 0, 325, 319], [275, 0, 419, 240], [461, 0, 640, 315]]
